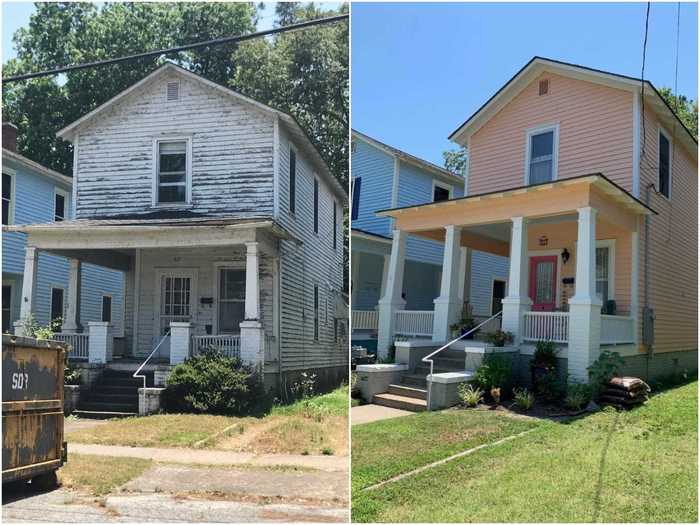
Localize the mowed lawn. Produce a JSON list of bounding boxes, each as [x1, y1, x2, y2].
[[352, 381, 697, 523]]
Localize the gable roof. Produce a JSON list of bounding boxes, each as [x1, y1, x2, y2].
[[449, 57, 697, 159], [2, 148, 72, 187], [352, 129, 463, 185], [57, 62, 346, 201]]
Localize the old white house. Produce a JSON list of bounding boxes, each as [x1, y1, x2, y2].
[[8, 63, 347, 413]]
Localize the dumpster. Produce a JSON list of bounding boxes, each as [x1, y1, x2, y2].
[[2, 334, 67, 487]]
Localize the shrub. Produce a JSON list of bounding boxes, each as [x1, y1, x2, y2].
[[458, 384, 484, 407], [531, 340, 561, 400], [164, 347, 262, 415], [564, 383, 592, 411], [587, 350, 624, 397], [532, 340, 558, 367], [513, 387, 535, 411], [290, 372, 317, 400], [64, 363, 82, 385], [474, 354, 511, 391], [17, 314, 62, 340], [485, 330, 514, 347]]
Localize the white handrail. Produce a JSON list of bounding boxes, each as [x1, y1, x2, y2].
[[133, 329, 170, 389], [422, 311, 503, 410]]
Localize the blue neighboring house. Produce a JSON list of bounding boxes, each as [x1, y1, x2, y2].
[[2, 123, 124, 339], [350, 130, 508, 350]]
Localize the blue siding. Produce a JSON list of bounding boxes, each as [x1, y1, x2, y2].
[[2, 155, 124, 334], [469, 250, 509, 317], [350, 138, 394, 236], [354, 252, 384, 310]]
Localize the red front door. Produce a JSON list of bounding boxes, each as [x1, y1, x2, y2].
[[529, 256, 557, 311]]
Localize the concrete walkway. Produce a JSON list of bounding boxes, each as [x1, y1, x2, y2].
[[351, 404, 413, 425], [68, 443, 348, 472]]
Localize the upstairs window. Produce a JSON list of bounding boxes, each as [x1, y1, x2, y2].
[[54, 189, 68, 221], [157, 140, 188, 204], [433, 181, 451, 202], [351, 177, 361, 220], [2, 172, 13, 225], [313, 178, 319, 234], [289, 147, 297, 213], [658, 130, 671, 198], [526, 126, 558, 185]]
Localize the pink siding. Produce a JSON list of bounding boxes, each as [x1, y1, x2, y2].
[[469, 72, 634, 194]]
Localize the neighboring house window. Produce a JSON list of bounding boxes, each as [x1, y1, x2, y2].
[[351, 177, 361, 220], [101, 295, 112, 323], [433, 181, 451, 202], [54, 189, 68, 221], [2, 172, 13, 225], [313, 285, 319, 341], [289, 147, 296, 213], [2, 284, 11, 333], [313, 178, 319, 234], [333, 200, 337, 249], [157, 140, 189, 204], [50, 287, 64, 331], [658, 129, 671, 198], [526, 126, 558, 184]]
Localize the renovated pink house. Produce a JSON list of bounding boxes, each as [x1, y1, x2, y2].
[[358, 57, 697, 411]]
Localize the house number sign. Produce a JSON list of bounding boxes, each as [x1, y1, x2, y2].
[[538, 235, 548, 247]]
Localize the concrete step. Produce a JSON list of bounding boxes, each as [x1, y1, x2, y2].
[[413, 365, 459, 376], [432, 357, 467, 369], [387, 384, 427, 400], [73, 409, 137, 420], [91, 385, 141, 395], [83, 392, 139, 404], [373, 393, 427, 412], [400, 374, 428, 388], [77, 401, 139, 413]]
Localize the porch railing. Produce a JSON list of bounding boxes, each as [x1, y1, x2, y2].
[[522, 312, 569, 343], [53, 333, 89, 360], [263, 335, 278, 362], [395, 310, 434, 338], [352, 310, 378, 330], [601, 315, 635, 345], [191, 334, 241, 359]]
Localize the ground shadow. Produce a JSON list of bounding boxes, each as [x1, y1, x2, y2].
[[2, 480, 59, 505]]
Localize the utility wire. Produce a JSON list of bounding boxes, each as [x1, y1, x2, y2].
[[3, 14, 348, 83], [640, 2, 651, 159]]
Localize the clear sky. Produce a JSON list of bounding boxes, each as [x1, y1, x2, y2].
[[351, 2, 699, 166]]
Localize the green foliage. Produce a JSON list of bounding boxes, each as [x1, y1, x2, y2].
[[532, 340, 558, 367], [485, 330, 513, 347], [587, 350, 624, 396], [474, 354, 511, 391], [564, 383, 592, 411], [290, 371, 317, 399], [17, 313, 61, 340], [164, 347, 262, 415], [512, 387, 535, 411], [64, 362, 82, 385], [658, 87, 698, 140], [458, 384, 484, 407], [442, 147, 467, 175]]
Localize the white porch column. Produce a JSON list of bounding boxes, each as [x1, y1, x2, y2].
[[501, 217, 532, 344], [240, 242, 264, 367], [169, 321, 192, 365], [379, 254, 390, 301], [433, 225, 463, 342], [62, 259, 82, 334], [88, 321, 113, 364], [377, 230, 407, 359], [457, 247, 472, 305], [568, 206, 603, 383], [15, 246, 39, 335]]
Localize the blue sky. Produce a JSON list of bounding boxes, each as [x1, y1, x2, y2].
[[352, 2, 699, 166]]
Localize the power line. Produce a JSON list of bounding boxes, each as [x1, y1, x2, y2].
[[3, 14, 348, 83], [673, 2, 681, 115], [640, 1, 651, 159]]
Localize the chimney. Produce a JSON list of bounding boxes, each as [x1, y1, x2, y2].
[[2, 122, 18, 152]]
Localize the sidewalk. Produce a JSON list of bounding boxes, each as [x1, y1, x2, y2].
[[351, 404, 413, 425]]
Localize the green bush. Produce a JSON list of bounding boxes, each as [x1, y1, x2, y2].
[[164, 347, 263, 415], [564, 383, 592, 411], [532, 340, 558, 367], [458, 384, 484, 407], [485, 330, 514, 347], [587, 350, 624, 397], [64, 362, 82, 385], [474, 354, 512, 391], [513, 387, 535, 411]]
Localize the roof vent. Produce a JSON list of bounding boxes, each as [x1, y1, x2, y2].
[[539, 79, 549, 96], [166, 81, 180, 101]]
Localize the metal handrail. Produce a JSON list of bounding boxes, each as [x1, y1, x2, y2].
[[133, 330, 171, 389], [422, 310, 502, 410]]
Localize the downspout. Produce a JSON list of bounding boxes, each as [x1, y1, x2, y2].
[[643, 182, 654, 379]]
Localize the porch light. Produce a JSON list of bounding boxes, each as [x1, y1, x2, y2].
[[561, 248, 570, 264]]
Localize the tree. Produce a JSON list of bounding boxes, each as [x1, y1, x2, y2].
[[443, 147, 467, 175], [657, 87, 698, 140]]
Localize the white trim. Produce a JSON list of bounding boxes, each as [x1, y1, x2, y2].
[[390, 157, 400, 230], [2, 148, 72, 187], [632, 90, 641, 198], [463, 143, 470, 196], [151, 135, 193, 207], [213, 262, 245, 335], [53, 187, 70, 222], [272, 116, 280, 219], [527, 249, 563, 308], [100, 294, 113, 323], [131, 248, 141, 356], [630, 228, 639, 344], [524, 123, 559, 186], [431, 179, 453, 202], [153, 268, 198, 338], [595, 239, 616, 302], [2, 169, 15, 225], [489, 277, 508, 316], [657, 125, 673, 200]]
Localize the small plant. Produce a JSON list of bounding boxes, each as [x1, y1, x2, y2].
[[290, 372, 317, 399], [485, 330, 513, 347], [458, 383, 484, 407], [587, 350, 624, 398], [531, 340, 560, 400], [532, 340, 558, 367], [513, 387, 535, 411], [17, 314, 62, 340], [564, 383, 592, 411], [64, 362, 82, 385], [321, 447, 334, 456], [458, 303, 479, 338], [474, 354, 512, 392], [490, 387, 502, 404]]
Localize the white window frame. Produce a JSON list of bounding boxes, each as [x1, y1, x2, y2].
[[2, 169, 15, 226], [524, 123, 560, 185], [657, 126, 673, 200], [213, 262, 245, 335], [54, 187, 69, 222], [101, 294, 113, 323], [152, 136, 193, 207], [595, 239, 616, 303], [431, 179, 453, 202]]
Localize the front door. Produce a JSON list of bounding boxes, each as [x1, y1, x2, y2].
[[155, 271, 196, 359], [529, 256, 557, 311]]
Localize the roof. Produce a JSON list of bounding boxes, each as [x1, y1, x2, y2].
[[449, 57, 697, 159], [351, 227, 392, 243], [56, 62, 346, 201], [2, 148, 72, 187], [376, 173, 657, 218], [352, 129, 464, 184]]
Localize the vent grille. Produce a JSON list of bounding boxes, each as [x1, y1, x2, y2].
[[538, 79, 549, 96], [166, 81, 180, 101]]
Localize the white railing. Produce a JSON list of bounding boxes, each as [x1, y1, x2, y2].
[[601, 315, 635, 344], [352, 310, 378, 330], [395, 310, 434, 338], [522, 312, 569, 343], [263, 335, 278, 362], [191, 334, 241, 359], [134, 330, 170, 389], [53, 333, 89, 360]]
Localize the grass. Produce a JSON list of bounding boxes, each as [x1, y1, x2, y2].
[[272, 384, 349, 417], [58, 454, 151, 496], [352, 381, 698, 523]]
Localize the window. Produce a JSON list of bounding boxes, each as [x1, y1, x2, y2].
[[313, 285, 319, 341], [2, 284, 12, 333], [159, 274, 193, 335], [526, 126, 558, 185], [54, 189, 68, 221], [313, 178, 319, 234], [156, 140, 188, 204], [658, 130, 671, 198], [351, 177, 361, 220], [218, 268, 245, 333], [595, 242, 615, 306], [2, 172, 13, 225], [333, 200, 337, 249], [101, 296, 112, 323], [289, 147, 296, 213], [491, 279, 506, 315], [50, 287, 64, 331], [432, 181, 451, 202]]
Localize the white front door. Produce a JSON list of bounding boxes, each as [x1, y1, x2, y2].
[[154, 269, 197, 359]]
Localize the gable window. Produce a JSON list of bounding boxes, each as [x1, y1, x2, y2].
[[313, 178, 319, 234], [101, 295, 113, 323], [313, 285, 319, 341], [658, 129, 671, 198], [50, 287, 64, 331], [289, 147, 296, 213], [54, 189, 68, 221], [351, 177, 361, 220], [2, 172, 13, 225], [526, 125, 558, 185], [333, 200, 337, 249], [156, 139, 190, 205], [432, 181, 451, 202]]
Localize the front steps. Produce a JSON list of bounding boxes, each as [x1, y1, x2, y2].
[[75, 368, 154, 419]]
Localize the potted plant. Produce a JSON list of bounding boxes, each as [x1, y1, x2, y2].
[[485, 330, 513, 347], [530, 340, 559, 399], [449, 323, 461, 339]]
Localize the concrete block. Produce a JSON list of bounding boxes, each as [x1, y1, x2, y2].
[[139, 387, 165, 415], [355, 364, 408, 402]]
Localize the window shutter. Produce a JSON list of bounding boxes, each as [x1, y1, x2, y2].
[[166, 81, 180, 101], [351, 177, 361, 220]]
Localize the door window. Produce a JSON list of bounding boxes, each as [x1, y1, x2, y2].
[[219, 269, 245, 333], [160, 276, 191, 335], [529, 256, 557, 311]]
